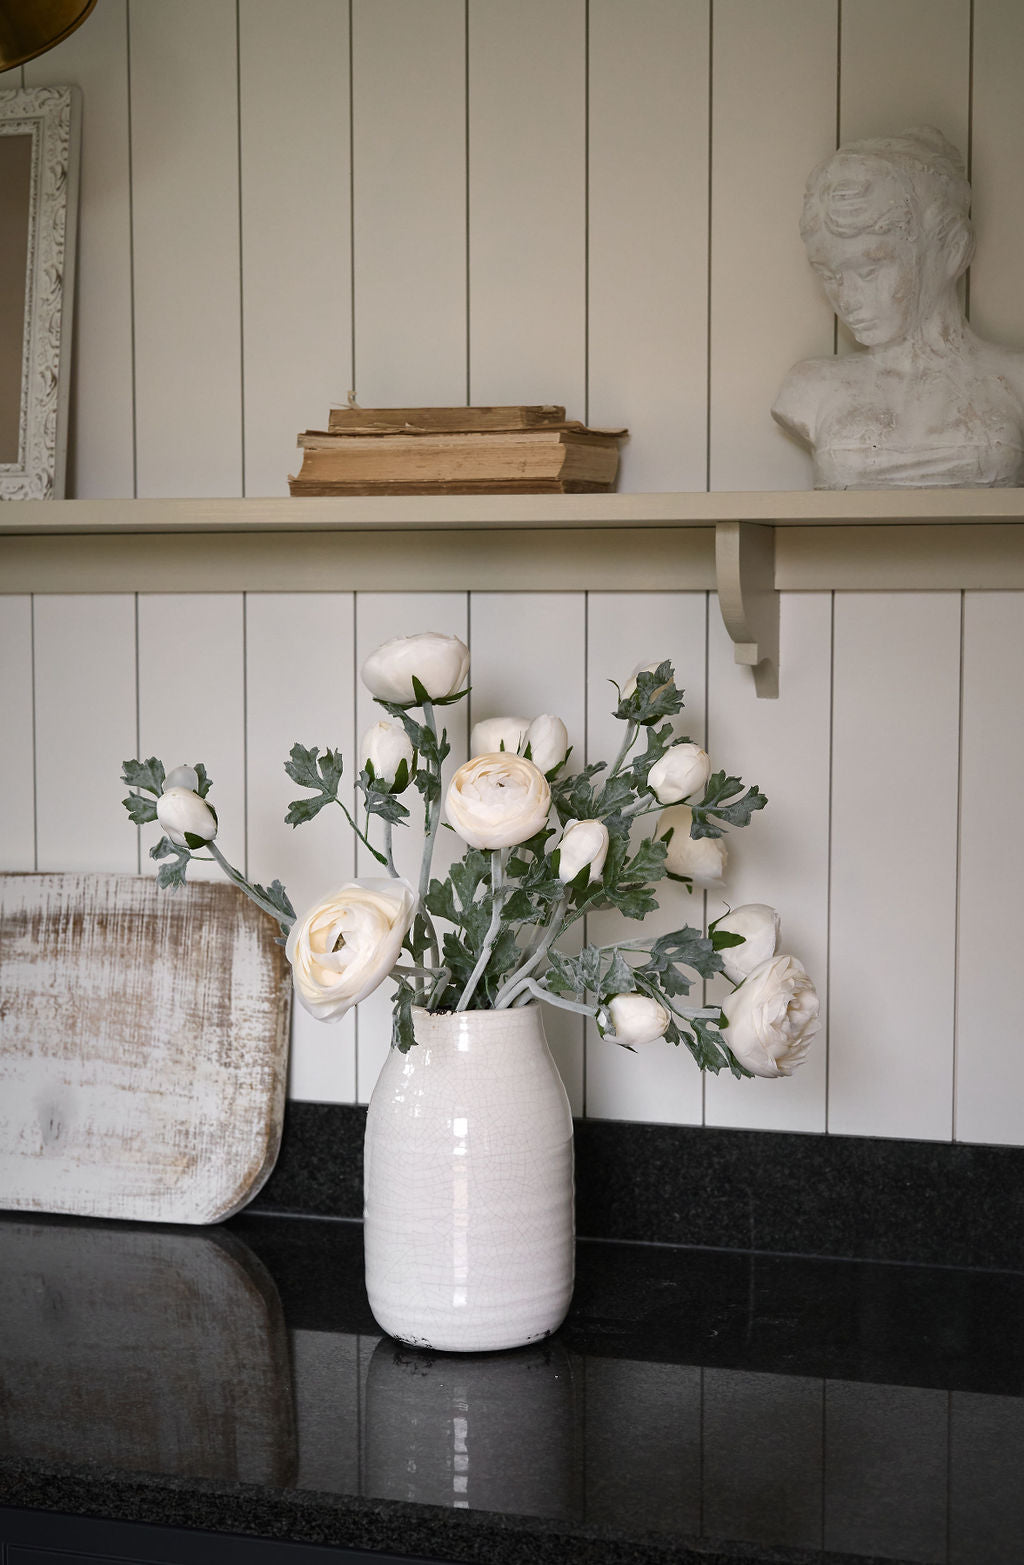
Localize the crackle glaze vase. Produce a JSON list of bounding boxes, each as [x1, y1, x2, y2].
[[363, 1004, 575, 1353]]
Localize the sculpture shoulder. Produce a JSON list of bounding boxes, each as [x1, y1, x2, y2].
[[771, 356, 848, 448], [974, 339, 1024, 401]]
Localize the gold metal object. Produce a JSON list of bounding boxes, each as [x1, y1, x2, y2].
[[0, 0, 97, 71]]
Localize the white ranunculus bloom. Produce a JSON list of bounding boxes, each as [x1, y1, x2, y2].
[[647, 742, 711, 805], [156, 787, 218, 847], [361, 718, 414, 789], [721, 953, 819, 1077], [286, 878, 417, 1022], [715, 903, 781, 985], [607, 993, 670, 1046], [470, 715, 530, 756], [445, 753, 551, 849], [526, 713, 569, 774], [657, 804, 727, 887], [163, 764, 199, 793], [361, 631, 470, 705], [557, 818, 609, 883]]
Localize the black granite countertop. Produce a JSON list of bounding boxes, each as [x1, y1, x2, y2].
[[1, 1207, 1022, 1565]]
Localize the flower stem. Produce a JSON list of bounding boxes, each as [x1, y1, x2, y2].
[[608, 719, 639, 779], [336, 797, 388, 866], [415, 699, 443, 969], [504, 976, 598, 1018], [455, 848, 507, 1011], [492, 890, 570, 1008], [383, 819, 398, 877], [208, 842, 295, 929]]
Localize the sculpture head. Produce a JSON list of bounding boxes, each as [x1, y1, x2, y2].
[[799, 127, 974, 347]]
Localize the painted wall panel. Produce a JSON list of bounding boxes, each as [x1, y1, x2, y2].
[[351, 0, 466, 405], [136, 594, 245, 883], [709, 0, 837, 490], [956, 592, 1024, 1145], [970, 0, 1024, 348], [587, 0, 709, 491], [0, 597, 36, 870], [129, 0, 243, 497], [246, 592, 357, 1104], [583, 592, 707, 1125], [839, 0, 970, 148], [468, 0, 586, 413], [828, 593, 961, 1140], [34, 595, 137, 873], [705, 593, 831, 1132], [239, 0, 353, 498], [26, 0, 134, 499]]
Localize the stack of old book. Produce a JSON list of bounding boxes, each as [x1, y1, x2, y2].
[[288, 404, 627, 495]]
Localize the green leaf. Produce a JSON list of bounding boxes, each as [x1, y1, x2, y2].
[[122, 792, 158, 826], [193, 763, 213, 799], [392, 979, 416, 1053], [712, 928, 746, 951], [252, 877, 296, 925], [603, 948, 638, 996], [364, 790, 411, 826], [425, 878, 459, 923], [149, 833, 191, 890], [284, 794, 332, 827], [648, 925, 723, 983], [613, 661, 686, 726], [121, 757, 166, 796], [623, 836, 668, 884], [449, 849, 491, 912]]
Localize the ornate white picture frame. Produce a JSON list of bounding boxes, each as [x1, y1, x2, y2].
[[0, 85, 81, 500]]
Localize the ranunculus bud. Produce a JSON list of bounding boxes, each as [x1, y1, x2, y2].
[[606, 993, 670, 1046], [658, 804, 727, 887], [721, 953, 819, 1077], [715, 903, 781, 985], [470, 716, 530, 756], [621, 660, 663, 698], [361, 631, 470, 705], [156, 787, 218, 848], [557, 819, 609, 883], [526, 713, 569, 774], [163, 764, 199, 793], [286, 878, 417, 1022], [445, 753, 551, 849], [361, 718, 414, 789], [648, 743, 711, 805]]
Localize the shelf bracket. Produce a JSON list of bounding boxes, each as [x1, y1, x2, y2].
[[715, 521, 779, 699]]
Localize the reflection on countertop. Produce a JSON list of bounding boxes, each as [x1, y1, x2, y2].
[[1, 1210, 1023, 1565]]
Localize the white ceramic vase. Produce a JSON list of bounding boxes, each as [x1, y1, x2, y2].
[[363, 1004, 575, 1353]]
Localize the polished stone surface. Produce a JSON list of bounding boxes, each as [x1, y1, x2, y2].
[[1, 1210, 1022, 1564]]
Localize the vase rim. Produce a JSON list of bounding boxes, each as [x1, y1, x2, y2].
[[411, 1002, 539, 1023]]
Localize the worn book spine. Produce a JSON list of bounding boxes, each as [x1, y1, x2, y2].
[[291, 430, 621, 486], [326, 404, 567, 434]]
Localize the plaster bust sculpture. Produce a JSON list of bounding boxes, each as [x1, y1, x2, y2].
[[772, 126, 1024, 488]]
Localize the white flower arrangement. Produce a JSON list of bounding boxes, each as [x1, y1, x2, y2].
[[121, 630, 819, 1079]]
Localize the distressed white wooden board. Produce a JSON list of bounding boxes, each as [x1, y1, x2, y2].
[[25, 0, 134, 499], [33, 595, 137, 874], [0, 597, 35, 870], [956, 593, 1024, 1145], [246, 592, 357, 1104], [828, 594, 960, 1140], [709, 0, 837, 490], [705, 594, 831, 1133], [129, 0, 242, 496], [970, 0, 1024, 349], [136, 594, 245, 883], [468, 0, 586, 412], [587, 0, 709, 492], [0, 1218, 295, 1482], [468, 591, 587, 1114], [0, 873, 291, 1223], [351, 0, 466, 406], [839, 0, 970, 148], [353, 592, 469, 1103], [584, 592, 706, 1125], [239, 0, 353, 498]]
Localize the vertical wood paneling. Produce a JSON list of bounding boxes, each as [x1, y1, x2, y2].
[[828, 593, 961, 1140], [34, 596, 137, 872], [129, 0, 242, 497], [584, 592, 706, 1125], [839, 0, 971, 148], [351, 0, 466, 405], [136, 594, 245, 881], [705, 594, 831, 1132], [0, 598, 36, 869], [587, 0, 709, 491], [970, 0, 1024, 348], [353, 593, 469, 1103], [25, 0, 134, 499], [246, 593, 357, 1105], [468, 0, 586, 412], [709, 0, 837, 490], [239, 0, 352, 498], [468, 592, 587, 1114], [956, 593, 1024, 1145]]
